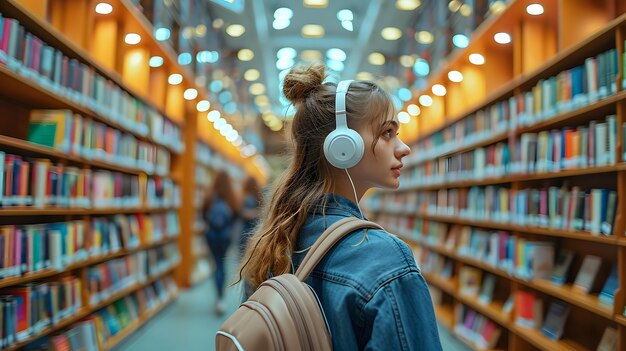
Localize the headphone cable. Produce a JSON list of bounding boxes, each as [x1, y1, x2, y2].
[[344, 168, 364, 220]]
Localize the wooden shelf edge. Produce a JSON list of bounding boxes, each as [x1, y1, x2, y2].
[[615, 314, 626, 327], [511, 325, 583, 351], [0, 206, 176, 216]]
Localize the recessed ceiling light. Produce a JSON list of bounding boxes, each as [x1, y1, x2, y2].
[[155, 27, 170, 41], [469, 53, 485, 65], [244, 69, 260, 81], [207, 110, 221, 122], [448, 70, 463, 82], [341, 21, 354, 31], [326, 59, 345, 72], [396, 0, 421, 11], [459, 4, 472, 16], [273, 18, 290, 30], [419, 95, 433, 106], [407, 104, 421, 116], [304, 0, 328, 8], [184, 88, 198, 100], [197, 100, 211, 112], [149, 56, 163, 67], [277, 47, 297, 59], [274, 7, 293, 19], [195, 24, 207, 37], [182, 27, 194, 39], [526, 4, 544, 15], [381, 27, 402, 41], [213, 18, 224, 29], [178, 52, 192, 65], [327, 48, 347, 61], [337, 9, 354, 21], [368, 52, 385, 65], [399, 55, 415, 68], [398, 111, 411, 124], [255, 95, 270, 106], [490, 1, 507, 14], [301, 50, 322, 62], [237, 49, 255, 61], [168, 74, 183, 85], [95, 3, 113, 14], [413, 58, 430, 76], [249, 83, 266, 95], [452, 34, 469, 48], [356, 71, 375, 81], [276, 58, 295, 70], [416, 31, 434, 44], [432, 84, 447, 96], [124, 33, 141, 45], [494, 32, 511, 44], [448, 0, 461, 12], [302, 24, 325, 38], [226, 24, 245, 37]]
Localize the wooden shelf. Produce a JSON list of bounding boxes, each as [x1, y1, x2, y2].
[[397, 164, 626, 192], [0, 135, 151, 176], [0, 206, 175, 216], [615, 314, 626, 327], [0, 237, 177, 289], [511, 325, 587, 351], [433, 304, 455, 329], [528, 280, 613, 320], [422, 271, 456, 296]]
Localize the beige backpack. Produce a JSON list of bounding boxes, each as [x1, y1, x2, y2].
[[216, 217, 382, 351]]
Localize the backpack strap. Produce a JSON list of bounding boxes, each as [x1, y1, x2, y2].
[[295, 217, 383, 280]]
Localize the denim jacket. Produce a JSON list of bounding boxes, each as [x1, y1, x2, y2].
[[291, 194, 442, 351]]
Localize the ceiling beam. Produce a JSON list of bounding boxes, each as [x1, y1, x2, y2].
[[251, 0, 278, 104], [343, 0, 384, 79]]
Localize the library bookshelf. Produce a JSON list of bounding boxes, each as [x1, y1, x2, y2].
[[0, 0, 258, 349], [365, 1, 626, 350]]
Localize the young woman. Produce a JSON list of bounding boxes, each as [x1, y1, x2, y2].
[[238, 176, 262, 258], [203, 170, 238, 315], [239, 65, 442, 350]]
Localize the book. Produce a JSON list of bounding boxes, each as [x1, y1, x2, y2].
[[550, 249, 574, 286], [459, 266, 482, 296], [598, 264, 618, 305], [573, 255, 602, 293], [478, 274, 496, 305], [541, 300, 570, 340], [515, 291, 543, 328], [596, 327, 618, 351]]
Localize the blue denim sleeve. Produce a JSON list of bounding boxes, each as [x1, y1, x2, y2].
[[363, 271, 443, 351]]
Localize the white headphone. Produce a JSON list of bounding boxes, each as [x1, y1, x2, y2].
[[323, 80, 365, 169]]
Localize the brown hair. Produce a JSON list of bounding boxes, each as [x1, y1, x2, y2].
[[203, 170, 239, 213], [239, 65, 393, 288]]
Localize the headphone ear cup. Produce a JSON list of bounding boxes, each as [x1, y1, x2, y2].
[[323, 128, 364, 169]]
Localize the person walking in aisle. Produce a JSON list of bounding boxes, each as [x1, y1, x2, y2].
[[238, 176, 262, 258], [238, 65, 442, 350], [203, 170, 238, 316]]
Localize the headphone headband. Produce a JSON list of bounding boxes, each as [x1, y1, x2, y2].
[[335, 80, 353, 129]]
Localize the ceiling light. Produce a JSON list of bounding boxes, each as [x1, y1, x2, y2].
[[197, 100, 211, 112], [448, 70, 463, 82], [237, 49, 254, 61], [398, 111, 411, 124], [149, 56, 163, 67], [207, 110, 221, 122], [277, 47, 297, 59], [249, 83, 266, 95], [526, 4, 544, 16], [233, 138, 243, 147], [155, 27, 170, 41], [168, 74, 183, 85], [448, 0, 461, 12], [399, 55, 415, 68], [214, 118, 226, 130], [356, 72, 374, 81], [407, 104, 421, 116], [95, 3, 113, 14], [494, 32, 511, 44], [337, 9, 354, 21], [262, 112, 274, 122], [490, 1, 507, 14], [279, 69, 290, 81], [274, 7, 293, 19], [341, 21, 354, 31], [452, 34, 469, 48], [184, 88, 198, 100], [226, 24, 245, 37], [178, 52, 192, 65], [254, 95, 270, 106], [381, 27, 402, 41], [398, 88, 412, 101], [416, 31, 434, 44], [302, 24, 325, 38], [326, 48, 347, 61], [468, 53, 485, 65], [220, 124, 233, 136], [244, 69, 260, 81], [301, 50, 322, 62], [419, 95, 433, 106], [276, 58, 295, 70], [226, 130, 238, 142], [195, 24, 207, 37], [396, 0, 421, 11], [124, 33, 141, 45], [368, 52, 385, 65], [459, 4, 472, 16], [413, 58, 430, 76], [213, 18, 224, 29], [273, 18, 291, 30], [304, 0, 328, 8], [432, 84, 446, 96], [326, 59, 345, 72], [182, 27, 194, 39]]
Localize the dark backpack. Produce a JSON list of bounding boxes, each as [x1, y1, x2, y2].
[[216, 217, 382, 350]]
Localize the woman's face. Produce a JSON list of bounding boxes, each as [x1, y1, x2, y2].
[[351, 113, 411, 190]]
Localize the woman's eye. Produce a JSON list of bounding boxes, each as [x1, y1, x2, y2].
[[383, 129, 393, 138]]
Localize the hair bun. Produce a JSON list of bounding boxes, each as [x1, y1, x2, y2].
[[282, 65, 326, 104]]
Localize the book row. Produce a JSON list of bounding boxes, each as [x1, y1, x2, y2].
[[0, 152, 180, 208], [403, 115, 621, 188], [86, 244, 179, 307], [453, 304, 502, 349], [27, 109, 172, 176], [0, 13, 184, 153], [0, 275, 82, 347], [0, 211, 180, 279], [368, 184, 619, 235], [407, 47, 623, 166]]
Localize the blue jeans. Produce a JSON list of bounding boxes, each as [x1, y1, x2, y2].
[[206, 235, 231, 299]]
